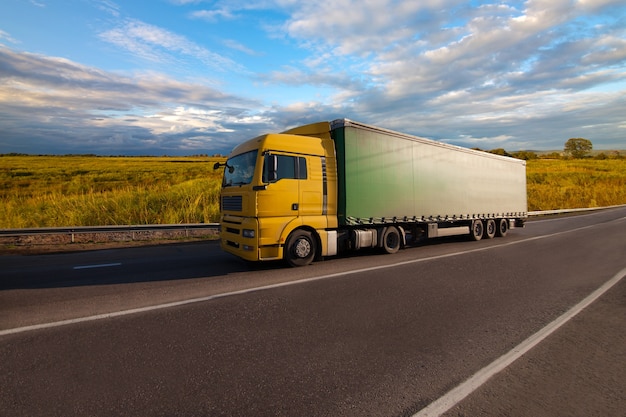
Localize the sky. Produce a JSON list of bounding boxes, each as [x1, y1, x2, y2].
[[0, 0, 625, 156]]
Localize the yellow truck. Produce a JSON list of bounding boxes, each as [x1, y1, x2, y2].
[[215, 119, 527, 266]]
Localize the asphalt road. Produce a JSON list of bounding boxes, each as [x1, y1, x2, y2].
[[1, 207, 625, 416]]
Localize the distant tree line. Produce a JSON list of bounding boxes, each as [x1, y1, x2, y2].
[[474, 137, 623, 160]]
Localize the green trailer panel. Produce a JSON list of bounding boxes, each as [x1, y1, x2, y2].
[[331, 119, 527, 226]]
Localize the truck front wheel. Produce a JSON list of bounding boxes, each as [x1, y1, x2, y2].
[[285, 230, 316, 267]]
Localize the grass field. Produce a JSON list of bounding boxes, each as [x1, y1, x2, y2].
[[526, 159, 626, 211], [1, 155, 625, 228], [0, 155, 225, 228]]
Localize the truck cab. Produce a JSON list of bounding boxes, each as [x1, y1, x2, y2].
[[217, 122, 338, 265]]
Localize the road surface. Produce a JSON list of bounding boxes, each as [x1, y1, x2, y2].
[[1, 207, 625, 416]]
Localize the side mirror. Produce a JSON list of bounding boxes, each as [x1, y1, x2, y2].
[[214, 161, 234, 173]]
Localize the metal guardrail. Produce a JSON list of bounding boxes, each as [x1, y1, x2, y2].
[[0, 223, 220, 246], [0, 223, 219, 237], [527, 204, 626, 217]]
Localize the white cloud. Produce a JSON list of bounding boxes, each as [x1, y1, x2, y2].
[[282, 0, 441, 56], [99, 19, 244, 73], [0, 45, 263, 154], [0, 29, 18, 44], [223, 39, 261, 56], [93, 0, 121, 17], [1, 0, 624, 154], [190, 8, 235, 22], [576, 0, 625, 11]]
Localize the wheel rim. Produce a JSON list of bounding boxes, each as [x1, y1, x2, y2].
[[293, 238, 311, 258], [497, 219, 508, 236], [472, 220, 483, 240], [383, 227, 401, 254], [485, 219, 496, 238], [386, 233, 398, 248], [286, 230, 316, 267]]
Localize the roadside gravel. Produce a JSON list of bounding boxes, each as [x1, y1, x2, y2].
[[0, 229, 219, 255]]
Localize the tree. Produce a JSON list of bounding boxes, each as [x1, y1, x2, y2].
[[488, 148, 512, 157], [512, 151, 538, 160], [564, 138, 593, 158]]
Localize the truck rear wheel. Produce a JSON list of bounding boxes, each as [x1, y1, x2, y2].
[[285, 230, 316, 267], [484, 219, 496, 239], [382, 226, 401, 254], [496, 218, 509, 237], [470, 220, 484, 241]]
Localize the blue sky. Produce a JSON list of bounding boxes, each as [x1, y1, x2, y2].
[[0, 0, 625, 155]]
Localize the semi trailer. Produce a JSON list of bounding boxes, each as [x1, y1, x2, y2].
[[215, 119, 527, 266]]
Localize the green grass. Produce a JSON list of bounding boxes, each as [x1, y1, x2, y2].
[[1, 155, 625, 228]]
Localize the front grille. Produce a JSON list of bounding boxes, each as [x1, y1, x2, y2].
[[222, 195, 243, 212]]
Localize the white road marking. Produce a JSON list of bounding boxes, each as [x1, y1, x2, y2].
[[73, 263, 122, 270], [412, 267, 626, 417], [1, 217, 623, 339]]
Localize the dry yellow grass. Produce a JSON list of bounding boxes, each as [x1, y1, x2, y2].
[[2, 155, 625, 228], [526, 159, 626, 211], [0, 155, 225, 228]]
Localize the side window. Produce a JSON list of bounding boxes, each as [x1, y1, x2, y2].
[[298, 157, 307, 179], [275, 155, 296, 180], [263, 154, 308, 182]]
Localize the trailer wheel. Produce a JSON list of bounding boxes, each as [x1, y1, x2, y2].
[[382, 226, 401, 254], [470, 220, 484, 241], [484, 219, 496, 239], [496, 218, 509, 237], [285, 230, 316, 267]]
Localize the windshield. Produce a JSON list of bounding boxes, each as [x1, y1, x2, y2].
[[222, 150, 257, 187]]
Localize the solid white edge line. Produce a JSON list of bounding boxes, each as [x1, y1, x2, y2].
[[1, 216, 623, 337], [412, 266, 626, 417]]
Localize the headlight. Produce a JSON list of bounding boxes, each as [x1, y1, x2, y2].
[[242, 229, 255, 238]]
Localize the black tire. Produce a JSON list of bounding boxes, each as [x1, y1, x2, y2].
[[285, 230, 316, 267], [470, 219, 484, 241], [496, 218, 509, 237], [382, 226, 401, 254], [484, 219, 496, 239]]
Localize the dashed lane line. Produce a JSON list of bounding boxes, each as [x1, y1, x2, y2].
[[73, 263, 122, 270]]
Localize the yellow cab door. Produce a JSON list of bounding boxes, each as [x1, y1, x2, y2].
[[298, 155, 323, 217], [256, 153, 303, 246]]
